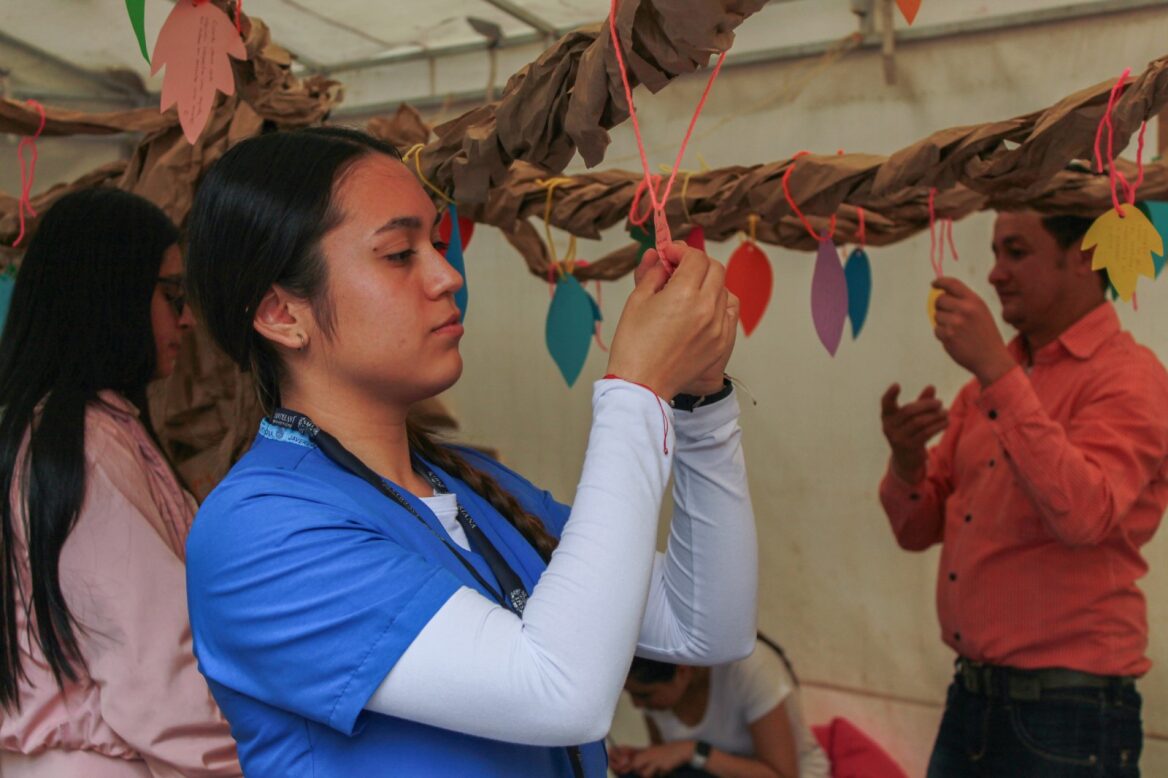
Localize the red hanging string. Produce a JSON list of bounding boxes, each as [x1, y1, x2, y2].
[[781, 151, 836, 242], [856, 206, 867, 248], [603, 374, 670, 454], [235, 0, 243, 32], [14, 100, 47, 248], [1092, 68, 1150, 216], [629, 174, 662, 227], [609, 0, 725, 252]]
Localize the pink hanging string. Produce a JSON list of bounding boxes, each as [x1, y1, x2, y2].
[[629, 174, 662, 227], [14, 100, 47, 248], [609, 0, 726, 256], [781, 151, 836, 242], [1092, 68, 1149, 216], [927, 187, 959, 278]]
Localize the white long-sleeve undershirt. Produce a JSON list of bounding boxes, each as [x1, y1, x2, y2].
[[364, 379, 758, 745]]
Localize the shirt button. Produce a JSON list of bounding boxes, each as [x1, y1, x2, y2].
[[988, 410, 998, 420], [949, 572, 957, 581], [954, 632, 962, 642], [965, 514, 972, 523], [910, 492, 920, 501], [989, 459, 996, 468]]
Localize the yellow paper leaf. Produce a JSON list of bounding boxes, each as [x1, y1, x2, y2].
[[927, 287, 943, 327], [1082, 207, 1163, 302]]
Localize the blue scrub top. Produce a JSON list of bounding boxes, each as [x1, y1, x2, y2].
[[186, 421, 608, 777]]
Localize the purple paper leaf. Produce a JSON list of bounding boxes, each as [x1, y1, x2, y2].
[[811, 237, 849, 356]]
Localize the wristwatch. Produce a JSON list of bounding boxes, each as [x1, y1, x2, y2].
[[672, 377, 733, 412], [690, 740, 712, 769]]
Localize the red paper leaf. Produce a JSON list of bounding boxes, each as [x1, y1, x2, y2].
[[684, 225, 706, 252], [725, 241, 772, 336], [896, 0, 921, 25], [439, 209, 475, 251], [152, 1, 247, 144]]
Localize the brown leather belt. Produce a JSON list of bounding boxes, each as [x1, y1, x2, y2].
[[956, 658, 1136, 702]]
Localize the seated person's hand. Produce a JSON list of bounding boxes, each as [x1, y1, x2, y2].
[[627, 741, 695, 777], [608, 743, 638, 774]]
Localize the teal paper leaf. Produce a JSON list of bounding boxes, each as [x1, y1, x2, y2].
[[546, 276, 596, 387], [844, 247, 872, 338]]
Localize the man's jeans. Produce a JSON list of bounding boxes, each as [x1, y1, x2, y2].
[[926, 676, 1142, 777]]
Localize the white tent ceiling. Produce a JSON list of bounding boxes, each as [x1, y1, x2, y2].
[[2, 0, 1166, 116]]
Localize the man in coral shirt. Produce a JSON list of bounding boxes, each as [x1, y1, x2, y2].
[[879, 210, 1168, 777]]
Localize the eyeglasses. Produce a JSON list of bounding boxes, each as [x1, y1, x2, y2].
[[156, 277, 187, 319]]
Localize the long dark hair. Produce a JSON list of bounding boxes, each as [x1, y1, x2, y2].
[[186, 127, 559, 560], [0, 188, 179, 710]]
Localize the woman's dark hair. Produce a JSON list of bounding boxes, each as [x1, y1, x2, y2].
[[628, 633, 799, 687], [186, 127, 559, 561], [0, 188, 178, 710]]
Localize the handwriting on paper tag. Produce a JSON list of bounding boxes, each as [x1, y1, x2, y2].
[[927, 288, 943, 328], [152, 1, 247, 144], [654, 209, 674, 268], [1082, 207, 1162, 302]]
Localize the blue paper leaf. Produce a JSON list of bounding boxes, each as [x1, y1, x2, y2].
[[446, 204, 469, 320], [1137, 201, 1168, 276], [810, 238, 849, 356], [844, 247, 872, 338], [546, 276, 595, 386], [0, 273, 15, 341]]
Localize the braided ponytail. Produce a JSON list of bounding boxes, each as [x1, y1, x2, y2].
[[406, 420, 559, 562]]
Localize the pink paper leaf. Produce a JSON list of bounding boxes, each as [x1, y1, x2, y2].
[[152, 1, 247, 144], [811, 238, 849, 356]]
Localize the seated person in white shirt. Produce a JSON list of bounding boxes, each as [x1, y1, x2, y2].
[[610, 636, 831, 778]]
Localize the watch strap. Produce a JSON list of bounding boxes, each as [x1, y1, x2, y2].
[[690, 740, 712, 769], [671, 377, 733, 412]]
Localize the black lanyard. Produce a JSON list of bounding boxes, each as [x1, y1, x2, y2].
[[266, 410, 586, 777]]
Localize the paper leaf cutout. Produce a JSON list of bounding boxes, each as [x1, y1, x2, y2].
[[125, 0, 151, 64], [896, 0, 921, 25], [630, 223, 656, 258], [439, 207, 475, 251], [1137, 201, 1168, 276], [844, 247, 872, 339], [0, 273, 14, 342], [152, 1, 247, 144], [1082, 206, 1162, 302], [725, 240, 773, 336], [927, 288, 942, 328], [546, 276, 596, 386], [443, 204, 469, 320], [684, 224, 706, 252], [811, 238, 849, 356]]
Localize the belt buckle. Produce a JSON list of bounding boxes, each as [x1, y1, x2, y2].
[[960, 661, 980, 694]]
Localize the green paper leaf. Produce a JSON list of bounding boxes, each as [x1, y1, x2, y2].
[[545, 276, 595, 387], [125, 0, 151, 64]]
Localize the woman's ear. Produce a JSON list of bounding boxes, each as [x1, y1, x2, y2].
[[253, 285, 314, 352]]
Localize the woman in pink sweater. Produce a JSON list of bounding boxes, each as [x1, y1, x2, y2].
[[0, 189, 241, 777]]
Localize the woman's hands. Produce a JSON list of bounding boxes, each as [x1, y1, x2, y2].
[[607, 242, 740, 399]]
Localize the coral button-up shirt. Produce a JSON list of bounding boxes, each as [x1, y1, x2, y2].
[[880, 303, 1168, 677]]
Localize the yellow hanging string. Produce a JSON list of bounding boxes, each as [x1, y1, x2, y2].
[[695, 152, 711, 173], [402, 144, 454, 205], [747, 213, 759, 243], [535, 177, 575, 271]]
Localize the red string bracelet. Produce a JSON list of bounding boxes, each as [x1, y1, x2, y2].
[[603, 374, 670, 454]]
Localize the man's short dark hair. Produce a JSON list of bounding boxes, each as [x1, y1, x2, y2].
[[1040, 214, 1107, 289]]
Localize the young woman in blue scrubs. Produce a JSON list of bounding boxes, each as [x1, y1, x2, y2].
[[184, 127, 759, 777]]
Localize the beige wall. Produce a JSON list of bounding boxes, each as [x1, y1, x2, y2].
[[440, 7, 1168, 776]]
